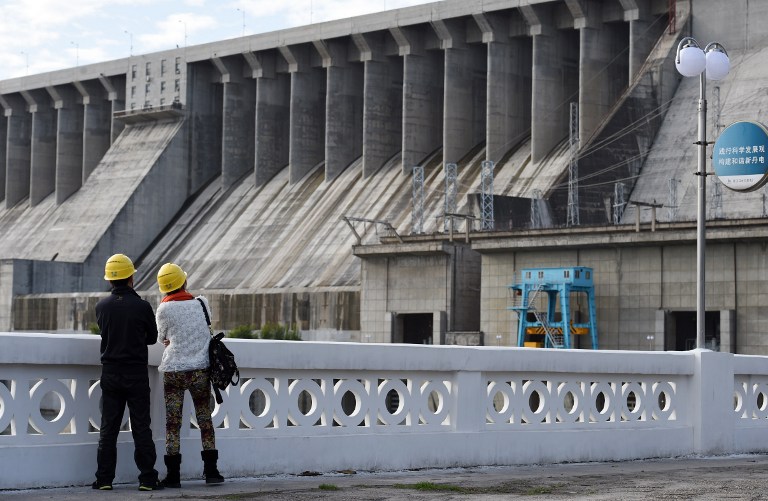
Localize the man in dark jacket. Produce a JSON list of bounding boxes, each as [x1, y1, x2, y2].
[[93, 253, 163, 491]]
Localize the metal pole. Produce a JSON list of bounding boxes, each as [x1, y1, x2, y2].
[[696, 72, 707, 350]]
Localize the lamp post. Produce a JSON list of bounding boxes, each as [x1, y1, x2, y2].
[[20, 50, 28, 75], [675, 37, 730, 350], [124, 30, 133, 56], [70, 41, 79, 67], [179, 20, 187, 47], [237, 8, 246, 37]]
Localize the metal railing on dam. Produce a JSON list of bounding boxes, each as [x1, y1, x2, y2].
[[2, 332, 767, 490]]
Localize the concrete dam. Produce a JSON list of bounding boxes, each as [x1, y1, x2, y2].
[[2, 0, 764, 343]]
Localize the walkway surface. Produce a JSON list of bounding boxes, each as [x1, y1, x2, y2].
[[5, 455, 768, 500]]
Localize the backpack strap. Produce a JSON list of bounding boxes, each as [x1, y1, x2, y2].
[[196, 298, 214, 335], [212, 386, 223, 405]]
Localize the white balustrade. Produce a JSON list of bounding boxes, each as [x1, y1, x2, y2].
[[1, 332, 767, 489]]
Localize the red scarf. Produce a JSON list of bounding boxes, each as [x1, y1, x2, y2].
[[161, 290, 195, 303]]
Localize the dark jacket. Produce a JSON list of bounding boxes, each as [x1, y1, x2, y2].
[[95, 285, 158, 374]]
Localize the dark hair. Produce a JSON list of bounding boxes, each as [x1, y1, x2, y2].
[[109, 278, 131, 287]]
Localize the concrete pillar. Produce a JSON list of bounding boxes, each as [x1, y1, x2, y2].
[[522, 5, 579, 164], [23, 90, 56, 206], [247, 51, 290, 187], [720, 309, 736, 353], [474, 12, 532, 164], [98, 74, 126, 144], [0, 260, 15, 331], [392, 26, 444, 173], [352, 32, 403, 179], [213, 56, 256, 189], [74, 80, 112, 183], [692, 350, 734, 454], [571, 0, 629, 143], [452, 370, 485, 431], [0, 100, 6, 202], [654, 309, 666, 351], [433, 19, 486, 165], [314, 39, 364, 181], [187, 61, 223, 191], [4, 94, 31, 209], [49, 85, 84, 205], [621, 0, 656, 81], [280, 44, 326, 185]]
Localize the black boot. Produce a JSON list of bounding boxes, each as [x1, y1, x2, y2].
[[160, 454, 181, 488], [201, 449, 224, 484]]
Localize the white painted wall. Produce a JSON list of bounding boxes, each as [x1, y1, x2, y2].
[[1, 332, 768, 489]]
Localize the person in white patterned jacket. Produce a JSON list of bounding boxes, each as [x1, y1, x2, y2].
[[155, 262, 224, 488]]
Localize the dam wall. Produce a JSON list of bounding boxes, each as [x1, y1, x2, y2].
[[0, 0, 716, 337]]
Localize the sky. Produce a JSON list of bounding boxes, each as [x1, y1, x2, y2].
[[0, 0, 437, 81]]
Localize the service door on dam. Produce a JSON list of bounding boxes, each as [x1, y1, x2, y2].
[[392, 312, 434, 344], [658, 310, 735, 352]]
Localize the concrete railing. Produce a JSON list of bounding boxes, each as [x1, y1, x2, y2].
[[2, 332, 768, 489]]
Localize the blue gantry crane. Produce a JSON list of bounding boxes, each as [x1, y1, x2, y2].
[[508, 267, 598, 349]]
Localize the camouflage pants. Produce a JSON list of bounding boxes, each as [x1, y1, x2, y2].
[[163, 369, 216, 455]]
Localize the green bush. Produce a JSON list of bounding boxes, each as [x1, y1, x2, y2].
[[260, 322, 302, 341], [284, 326, 302, 341], [259, 322, 281, 339], [225, 323, 302, 340], [89, 323, 100, 335], [228, 324, 255, 339]]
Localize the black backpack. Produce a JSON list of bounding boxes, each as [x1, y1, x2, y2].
[[197, 298, 240, 404]]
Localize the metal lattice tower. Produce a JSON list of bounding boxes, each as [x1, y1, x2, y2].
[[713, 86, 722, 136], [711, 178, 723, 219], [531, 189, 543, 229], [613, 182, 625, 225], [763, 184, 768, 218], [444, 162, 457, 232], [567, 102, 580, 226], [412, 166, 424, 234], [667, 178, 679, 221], [481, 160, 495, 231]]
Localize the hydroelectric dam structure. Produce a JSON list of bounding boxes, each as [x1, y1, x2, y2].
[[2, 0, 768, 353]]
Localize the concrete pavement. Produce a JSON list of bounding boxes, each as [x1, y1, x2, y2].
[[4, 454, 768, 500]]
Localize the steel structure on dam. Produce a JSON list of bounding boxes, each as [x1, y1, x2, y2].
[[4, 0, 759, 344]]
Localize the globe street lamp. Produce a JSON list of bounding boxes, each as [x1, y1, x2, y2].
[[675, 37, 730, 350]]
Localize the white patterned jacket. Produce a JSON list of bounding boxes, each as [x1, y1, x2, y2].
[[156, 296, 211, 373]]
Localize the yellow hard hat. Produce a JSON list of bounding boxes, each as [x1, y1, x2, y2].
[[104, 254, 136, 281], [157, 263, 187, 293]]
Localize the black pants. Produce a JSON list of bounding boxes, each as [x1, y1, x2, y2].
[[95, 372, 158, 484]]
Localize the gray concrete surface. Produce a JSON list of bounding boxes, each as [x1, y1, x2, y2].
[[5, 455, 768, 500]]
